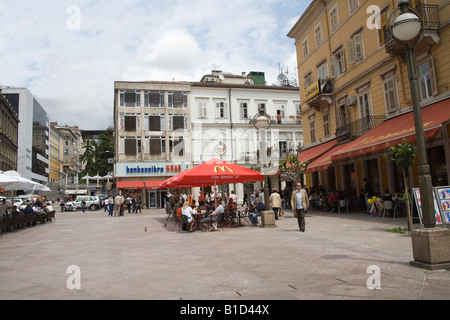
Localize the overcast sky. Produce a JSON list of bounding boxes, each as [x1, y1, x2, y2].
[[0, 0, 308, 130]]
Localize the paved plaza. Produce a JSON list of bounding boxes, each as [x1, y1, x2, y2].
[[0, 208, 449, 301]]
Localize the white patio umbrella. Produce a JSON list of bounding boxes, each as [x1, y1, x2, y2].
[[103, 174, 113, 182], [91, 174, 103, 185], [2, 170, 51, 192], [81, 175, 91, 189]]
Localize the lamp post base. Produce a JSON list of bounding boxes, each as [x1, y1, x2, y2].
[[261, 210, 277, 228], [410, 227, 450, 270]]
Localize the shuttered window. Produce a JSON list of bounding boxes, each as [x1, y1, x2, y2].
[[149, 116, 161, 131], [125, 139, 136, 155], [125, 116, 136, 131]]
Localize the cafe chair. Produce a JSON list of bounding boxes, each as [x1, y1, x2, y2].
[[382, 201, 394, 218], [178, 215, 190, 233], [338, 200, 348, 214]]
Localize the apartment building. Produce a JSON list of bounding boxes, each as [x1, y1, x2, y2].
[[288, 0, 450, 200], [0, 91, 19, 172]]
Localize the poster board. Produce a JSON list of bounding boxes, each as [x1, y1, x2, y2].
[[434, 186, 450, 225], [412, 188, 443, 226]]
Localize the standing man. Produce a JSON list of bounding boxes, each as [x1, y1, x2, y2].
[[269, 188, 282, 220], [291, 182, 309, 232], [114, 193, 124, 217]]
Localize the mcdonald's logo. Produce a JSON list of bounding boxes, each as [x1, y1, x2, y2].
[[214, 166, 234, 173]]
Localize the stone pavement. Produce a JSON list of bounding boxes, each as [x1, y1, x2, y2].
[[0, 207, 449, 301]]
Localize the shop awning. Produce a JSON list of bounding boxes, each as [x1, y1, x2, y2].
[[117, 181, 164, 190], [331, 99, 450, 161], [305, 142, 352, 173], [298, 139, 337, 163]]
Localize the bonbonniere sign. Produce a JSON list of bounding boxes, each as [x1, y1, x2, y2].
[[116, 162, 189, 177]]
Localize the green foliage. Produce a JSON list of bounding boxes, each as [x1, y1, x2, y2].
[[80, 130, 115, 179], [278, 153, 309, 182], [384, 139, 417, 169]]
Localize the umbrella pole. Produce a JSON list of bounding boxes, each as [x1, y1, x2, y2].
[[215, 181, 217, 208]]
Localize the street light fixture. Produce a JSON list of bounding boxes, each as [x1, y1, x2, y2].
[[388, 0, 450, 270], [253, 107, 272, 211], [388, 0, 435, 229]]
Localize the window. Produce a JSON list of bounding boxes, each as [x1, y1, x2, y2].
[[377, 9, 389, 47], [383, 75, 399, 113], [168, 92, 187, 108], [330, 48, 346, 78], [418, 59, 435, 100], [309, 114, 316, 143], [257, 102, 266, 113], [170, 137, 185, 156], [215, 101, 229, 119], [323, 108, 331, 137], [125, 138, 137, 155], [330, 5, 339, 32], [302, 38, 309, 59], [318, 62, 328, 80], [145, 91, 164, 108], [276, 104, 286, 123], [125, 116, 136, 131], [198, 101, 208, 118], [149, 138, 162, 155], [304, 72, 313, 89], [119, 91, 141, 107], [314, 24, 323, 47], [348, 0, 359, 13], [347, 32, 364, 64], [358, 89, 372, 132], [169, 115, 187, 131], [149, 115, 162, 131], [240, 102, 248, 119]]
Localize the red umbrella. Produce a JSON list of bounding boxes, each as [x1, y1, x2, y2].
[[172, 158, 264, 186]]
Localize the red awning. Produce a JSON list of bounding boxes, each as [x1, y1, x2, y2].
[[331, 99, 450, 161], [117, 181, 164, 190], [298, 139, 337, 163], [305, 142, 351, 173]]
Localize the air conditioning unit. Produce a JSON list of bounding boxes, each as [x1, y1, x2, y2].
[[347, 96, 356, 106]]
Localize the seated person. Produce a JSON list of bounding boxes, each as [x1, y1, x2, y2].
[[181, 201, 195, 232], [198, 201, 208, 213], [200, 201, 225, 231], [383, 189, 393, 202], [43, 203, 54, 213], [176, 205, 183, 221], [23, 204, 35, 214], [226, 198, 236, 211], [249, 197, 265, 226]]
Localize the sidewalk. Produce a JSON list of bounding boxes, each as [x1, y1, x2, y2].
[[0, 207, 449, 300]]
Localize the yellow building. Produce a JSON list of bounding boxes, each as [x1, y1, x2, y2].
[[288, 0, 450, 203], [49, 122, 63, 182]]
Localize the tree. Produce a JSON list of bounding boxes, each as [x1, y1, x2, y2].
[[384, 139, 417, 231], [278, 152, 309, 184], [79, 130, 115, 181]]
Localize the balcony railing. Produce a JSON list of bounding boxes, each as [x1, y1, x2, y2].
[[385, 4, 440, 52], [335, 115, 386, 144]]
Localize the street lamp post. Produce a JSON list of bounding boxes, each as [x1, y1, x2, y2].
[[388, 0, 434, 228], [388, 0, 450, 270], [253, 107, 276, 227]]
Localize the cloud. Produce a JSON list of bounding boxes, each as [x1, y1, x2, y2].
[[0, 0, 308, 129]]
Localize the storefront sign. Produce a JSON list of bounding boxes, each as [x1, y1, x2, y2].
[[305, 81, 320, 102], [117, 162, 189, 177]]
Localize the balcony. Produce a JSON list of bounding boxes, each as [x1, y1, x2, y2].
[[249, 116, 301, 126], [385, 4, 440, 55], [304, 78, 334, 110], [335, 116, 386, 144]]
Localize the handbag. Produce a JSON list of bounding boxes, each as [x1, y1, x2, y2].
[[279, 208, 283, 217]]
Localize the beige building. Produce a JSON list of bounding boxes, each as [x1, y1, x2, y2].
[[288, 0, 450, 205], [49, 123, 63, 182], [0, 92, 19, 172]]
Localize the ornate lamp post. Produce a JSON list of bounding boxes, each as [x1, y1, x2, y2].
[[388, 0, 434, 228], [388, 0, 450, 270], [253, 107, 276, 227], [253, 107, 272, 209]]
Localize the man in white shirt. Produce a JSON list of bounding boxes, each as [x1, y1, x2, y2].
[[291, 182, 309, 232]]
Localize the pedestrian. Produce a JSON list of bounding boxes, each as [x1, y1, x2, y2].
[[291, 182, 309, 232], [269, 188, 282, 220], [135, 197, 142, 213], [108, 196, 114, 216], [114, 194, 124, 217], [81, 198, 86, 213], [126, 196, 132, 213], [363, 178, 372, 214], [243, 192, 249, 207]]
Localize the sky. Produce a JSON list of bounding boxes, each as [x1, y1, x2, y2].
[[0, 0, 309, 130]]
